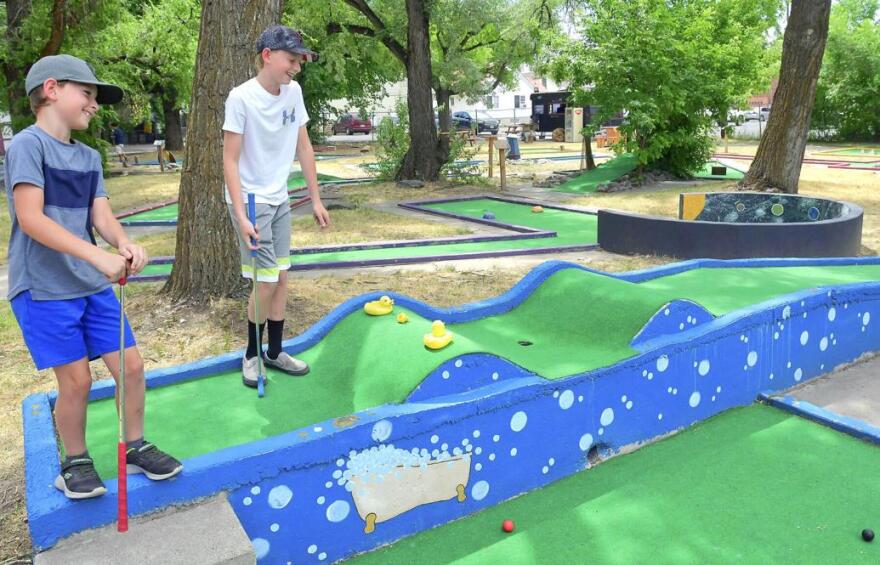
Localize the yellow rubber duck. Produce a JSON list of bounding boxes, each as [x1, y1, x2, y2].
[[424, 320, 454, 350], [397, 313, 409, 324], [364, 296, 394, 316]]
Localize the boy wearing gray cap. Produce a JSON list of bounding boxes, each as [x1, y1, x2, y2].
[[4, 54, 182, 499], [223, 25, 330, 388]]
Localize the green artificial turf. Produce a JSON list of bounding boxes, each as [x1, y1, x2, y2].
[[551, 153, 639, 193], [692, 160, 745, 180], [119, 172, 341, 223], [817, 147, 880, 156], [347, 405, 880, 564], [136, 198, 599, 277], [83, 263, 880, 478]]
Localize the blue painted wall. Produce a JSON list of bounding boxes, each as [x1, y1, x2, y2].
[[22, 258, 880, 555]]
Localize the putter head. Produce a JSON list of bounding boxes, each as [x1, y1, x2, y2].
[[257, 374, 265, 398]]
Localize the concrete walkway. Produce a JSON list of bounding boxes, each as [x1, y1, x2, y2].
[[34, 494, 253, 565], [783, 354, 880, 428]]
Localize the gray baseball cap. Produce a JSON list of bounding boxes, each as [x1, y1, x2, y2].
[[26, 54, 124, 105], [256, 25, 319, 62]]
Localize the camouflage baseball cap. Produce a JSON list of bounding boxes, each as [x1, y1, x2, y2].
[[256, 25, 318, 62], [26, 54, 123, 104]]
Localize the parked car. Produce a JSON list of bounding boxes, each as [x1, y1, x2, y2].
[[451, 111, 499, 134], [744, 107, 771, 122], [332, 113, 372, 135]]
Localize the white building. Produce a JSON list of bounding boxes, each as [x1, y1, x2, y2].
[[325, 68, 565, 128]]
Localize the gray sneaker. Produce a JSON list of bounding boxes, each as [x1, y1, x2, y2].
[[264, 351, 309, 376], [242, 355, 264, 388]]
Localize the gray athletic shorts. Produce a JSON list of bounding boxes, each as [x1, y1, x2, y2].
[[228, 202, 291, 282]]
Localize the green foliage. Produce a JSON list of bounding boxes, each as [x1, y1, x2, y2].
[[285, 1, 404, 141], [371, 101, 411, 181], [545, 0, 780, 176], [811, 1, 880, 140]]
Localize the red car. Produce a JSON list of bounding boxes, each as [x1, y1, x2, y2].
[[332, 113, 372, 135]]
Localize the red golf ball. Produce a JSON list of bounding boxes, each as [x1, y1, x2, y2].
[[502, 519, 515, 533]]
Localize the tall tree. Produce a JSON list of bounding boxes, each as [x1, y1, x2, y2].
[[546, 0, 779, 177], [741, 0, 832, 193], [164, 0, 282, 300]]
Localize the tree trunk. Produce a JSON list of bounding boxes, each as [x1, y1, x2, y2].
[[163, 0, 282, 301], [433, 86, 453, 170], [398, 0, 444, 181], [584, 135, 596, 170], [4, 0, 35, 132], [741, 0, 831, 194], [162, 96, 185, 151]]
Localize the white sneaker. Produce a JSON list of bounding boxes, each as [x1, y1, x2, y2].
[[263, 351, 310, 376], [242, 355, 264, 388]]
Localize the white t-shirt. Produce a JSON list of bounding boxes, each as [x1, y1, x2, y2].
[[222, 78, 309, 205]]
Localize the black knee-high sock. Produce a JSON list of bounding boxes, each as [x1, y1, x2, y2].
[[267, 319, 284, 360], [246, 321, 266, 359]]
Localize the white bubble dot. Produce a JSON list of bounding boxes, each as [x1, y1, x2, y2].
[[747, 351, 758, 367], [326, 500, 350, 523], [794, 368, 803, 381], [558, 390, 575, 410], [542, 466, 549, 474], [319, 553, 327, 561], [472, 480, 490, 501], [800, 331, 809, 346], [455, 359, 463, 368], [510, 448, 518, 457], [270, 523, 279, 533], [820, 337, 828, 351], [252, 538, 270, 560], [864, 312, 871, 326], [579, 433, 594, 452], [828, 308, 836, 322], [442, 371, 450, 379], [243, 497, 252, 506], [308, 545, 318, 555], [493, 435, 500, 443], [657, 356, 669, 372], [626, 400, 633, 410], [698, 360, 710, 376], [600, 408, 615, 426], [689, 391, 701, 408], [658, 413, 663, 420], [473, 430, 481, 438], [430, 435, 439, 444], [492, 372, 499, 380], [317, 496, 325, 505], [510, 411, 528, 432]]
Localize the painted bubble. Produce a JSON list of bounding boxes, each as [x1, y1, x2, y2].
[[600, 408, 614, 426], [579, 433, 594, 452], [472, 480, 490, 501], [267, 485, 293, 509], [747, 351, 758, 367], [252, 538, 270, 560], [326, 500, 351, 523], [800, 331, 809, 346], [828, 308, 836, 322], [510, 411, 528, 432], [372, 420, 393, 442], [657, 356, 669, 372], [698, 360, 711, 376], [558, 390, 575, 410], [689, 391, 701, 408]]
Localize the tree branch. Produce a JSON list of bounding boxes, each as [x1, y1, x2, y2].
[[341, 0, 408, 63], [39, 0, 67, 57]]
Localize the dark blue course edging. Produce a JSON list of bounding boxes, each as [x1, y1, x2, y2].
[[23, 257, 880, 558], [131, 195, 599, 280], [599, 192, 864, 259], [760, 393, 880, 445]]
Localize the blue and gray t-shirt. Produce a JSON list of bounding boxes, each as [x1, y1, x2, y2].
[[4, 125, 110, 301]]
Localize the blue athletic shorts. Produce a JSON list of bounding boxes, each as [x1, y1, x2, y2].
[[10, 287, 136, 370]]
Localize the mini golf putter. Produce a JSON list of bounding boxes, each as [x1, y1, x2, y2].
[[248, 193, 266, 398], [117, 273, 128, 533]]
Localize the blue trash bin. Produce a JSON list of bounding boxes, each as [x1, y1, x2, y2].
[[506, 135, 521, 160]]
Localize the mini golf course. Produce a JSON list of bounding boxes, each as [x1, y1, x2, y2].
[[133, 196, 600, 279], [23, 257, 880, 562], [116, 172, 357, 226], [348, 404, 880, 564], [551, 154, 639, 193]]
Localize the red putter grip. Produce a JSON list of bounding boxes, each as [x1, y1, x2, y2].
[[117, 442, 128, 532], [119, 276, 127, 286]]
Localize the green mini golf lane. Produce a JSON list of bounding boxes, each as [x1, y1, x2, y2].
[[552, 154, 639, 193], [84, 264, 880, 478], [693, 160, 745, 180], [136, 198, 599, 277], [347, 405, 880, 564], [119, 172, 341, 223]]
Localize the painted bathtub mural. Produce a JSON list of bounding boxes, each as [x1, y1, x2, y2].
[[339, 439, 471, 534]]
